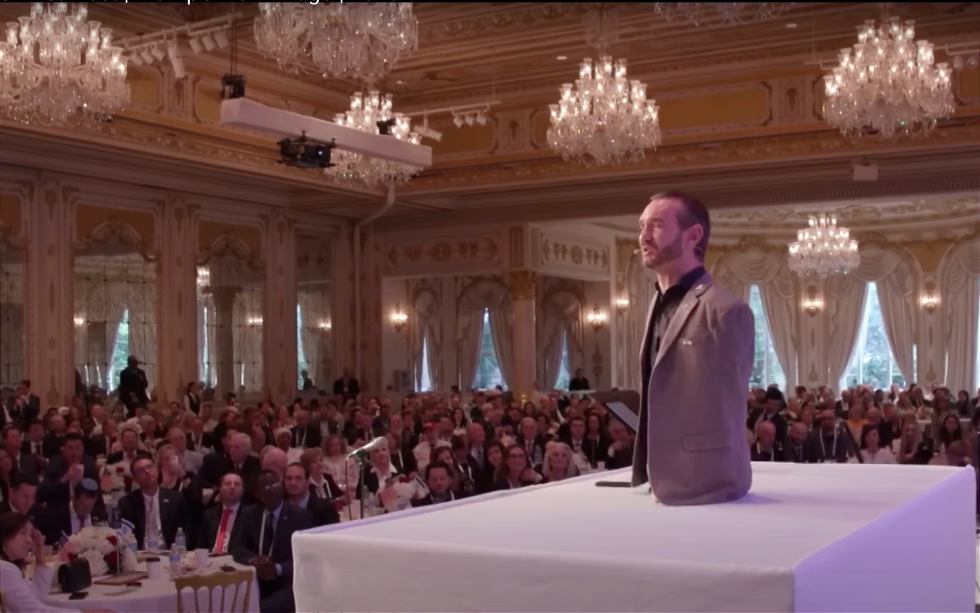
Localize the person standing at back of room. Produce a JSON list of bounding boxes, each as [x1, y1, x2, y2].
[[631, 191, 755, 505]]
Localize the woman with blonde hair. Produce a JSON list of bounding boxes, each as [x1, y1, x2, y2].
[[321, 434, 359, 496], [156, 445, 190, 492], [540, 442, 579, 484]]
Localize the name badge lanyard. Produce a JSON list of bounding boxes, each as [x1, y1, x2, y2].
[[755, 444, 775, 462], [258, 511, 275, 557], [819, 430, 838, 460]]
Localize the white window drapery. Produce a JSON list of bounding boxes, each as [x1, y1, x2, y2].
[[942, 238, 980, 393]]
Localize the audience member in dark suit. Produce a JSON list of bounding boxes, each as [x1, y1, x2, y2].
[[449, 435, 479, 498], [604, 421, 634, 470], [289, 410, 321, 450], [118, 456, 189, 550], [568, 369, 591, 391], [477, 440, 505, 494], [284, 463, 339, 528], [201, 472, 249, 554], [83, 431, 107, 459], [119, 356, 150, 416], [750, 421, 785, 462], [8, 380, 41, 426], [802, 410, 854, 463], [747, 388, 790, 445], [1, 427, 38, 482], [233, 470, 312, 613], [36, 479, 107, 546], [0, 472, 38, 519], [389, 437, 418, 477], [414, 462, 467, 507], [41, 417, 66, 459], [196, 430, 261, 505], [20, 420, 47, 472], [515, 418, 546, 468], [784, 422, 809, 463], [38, 433, 99, 506], [332, 368, 360, 401]]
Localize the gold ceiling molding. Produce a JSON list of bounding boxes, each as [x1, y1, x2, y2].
[[406, 122, 980, 192], [197, 232, 263, 271], [417, 3, 593, 45], [711, 195, 980, 228], [384, 236, 502, 270]]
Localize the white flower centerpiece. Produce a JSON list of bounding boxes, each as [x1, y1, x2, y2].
[[65, 526, 138, 577]]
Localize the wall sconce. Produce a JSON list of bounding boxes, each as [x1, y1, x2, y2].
[[920, 292, 939, 314], [246, 316, 263, 326], [318, 319, 332, 331], [196, 267, 210, 288], [73, 316, 85, 327], [614, 297, 630, 311], [586, 305, 607, 332], [392, 305, 408, 333], [802, 298, 821, 317]]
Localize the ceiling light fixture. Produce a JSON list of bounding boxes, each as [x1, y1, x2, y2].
[[188, 37, 203, 54], [324, 90, 422, 188], [254, 2, 417, 79], [548, 7, 660, 166], [201, 32, 216, 51], [213, 29, 229, 48], [167, 40, 185, 79], [0, 2, 129, 125], [788, 214, 859, 277], [557, 55, 568, 60], [822, 16, 954, 138]]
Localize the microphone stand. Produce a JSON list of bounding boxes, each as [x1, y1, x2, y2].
[[347, 452, 368, 520]]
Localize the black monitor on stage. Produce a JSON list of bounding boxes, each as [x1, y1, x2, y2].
[[590, 391, 640, 434]]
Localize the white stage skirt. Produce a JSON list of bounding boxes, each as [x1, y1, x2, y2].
[[293, 463, 976, 612]]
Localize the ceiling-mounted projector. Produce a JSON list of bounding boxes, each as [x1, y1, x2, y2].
[[279, 134, 335, 169], [221, 98, 432, 169]]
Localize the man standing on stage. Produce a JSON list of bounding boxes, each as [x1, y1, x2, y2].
[[631, 191, 755, 505]]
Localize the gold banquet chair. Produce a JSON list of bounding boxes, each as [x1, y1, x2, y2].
[[0, 589, 8, 613], [174, 568, 254, 613]]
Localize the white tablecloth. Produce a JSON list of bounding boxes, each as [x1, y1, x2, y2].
[[45, 555, 260, 613], [293, 463, 976, 612]]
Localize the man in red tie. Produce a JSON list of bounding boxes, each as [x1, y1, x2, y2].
[[202, 472, 247, 554]]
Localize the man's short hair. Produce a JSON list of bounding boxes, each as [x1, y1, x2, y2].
[[425, 461, 451, 481], [219, 471, 243, 488], [651, 190, 711, 260], [62, 432, 84, 446], [286, 461, 309, 479]]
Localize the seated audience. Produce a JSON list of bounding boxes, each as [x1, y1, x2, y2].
[[413, 462, 462, 506], [930, 440, 969, 467], [36, 478, 106, 545], [494, 445, 540, 490], [233, 470, 312, 613], [540, 442, 578, 483], [803, 410, 853, 463], [118, 456, 189, 550], [39, 433, 99, 506], [784, 422, 808, 463], [849, 424, 897, 464], [201, 472, 247, 554], [751, 421, 785, 462], [0, 473, 37, 517], [283, 462, 339, 527], [197, 430, 260, 504]]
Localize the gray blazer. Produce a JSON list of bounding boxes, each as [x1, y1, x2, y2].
[[631, 271, 755, 505]]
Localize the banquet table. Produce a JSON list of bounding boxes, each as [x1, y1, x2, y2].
[[44, 555, 260, 613], [293, 463, 976, 613]]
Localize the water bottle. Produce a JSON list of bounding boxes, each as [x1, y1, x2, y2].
[[146, 533, 160, 552], [174, 528, 186, 556], [169, 545, 182, 579], [364, 492, 377, 518]]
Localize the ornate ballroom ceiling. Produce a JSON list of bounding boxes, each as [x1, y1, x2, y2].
[[1, 2, 978, 230]]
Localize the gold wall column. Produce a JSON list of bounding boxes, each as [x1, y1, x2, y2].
[[262, 212, 297, 404], [505, 270, 537, 399], [156, 195, 198, 404]]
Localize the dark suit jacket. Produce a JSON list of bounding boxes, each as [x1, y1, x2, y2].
[[580, 435, 612, 468], [631, 271, 755, 506], [118, 487, 189, 550], [606, 444, 634, 470], [515, 435, 546, 467], [84, 434, 108, 459], [36, 503, 108, 546], [747, 409, 789, 444], [232, 502, 311, 592], [343, 424, 373, 447], [802, 428, 854, 463], [294, 486, 340, 528], [6, 394, 40, 426], [390, 447, 418, 476], [186, 431, 211, 453], [41, 433, 64, 459], [201, 502, 251, 553], [196, 453, 261, 505], [750, 442, 786, 462], [332, 377, 360, 399], [290, 424, 321, 450], [10, 452, 39, 481], [413, 491, 468, 507], [39, 455, 100, 506], [784, 441, 807, 463], [358, 467, 403, 497], [569, 377, 591, 391]]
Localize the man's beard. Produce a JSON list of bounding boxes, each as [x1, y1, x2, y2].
[[642, 233, 684, 269]]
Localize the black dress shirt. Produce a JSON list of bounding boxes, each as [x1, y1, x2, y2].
[[650, 266, 706, 354]]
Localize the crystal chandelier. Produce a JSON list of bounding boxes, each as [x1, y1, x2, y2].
[[652, 3, 792, 26], [0, 2, 129, 125], [788, 214, 860, 277], [548, 10, 661, 166], [254, 3, 417, 79], [823, 17, 954, 138], [324, 90, 421, 189]]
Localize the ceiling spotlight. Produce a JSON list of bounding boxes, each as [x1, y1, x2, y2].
[[189, 37, 203, 54], [201, 32, 216, 51], [129, 53, 143, 67], [453, 115, 464, 128], [141, 49, 155, 64], [167, 41, 186, 79], [785, 22, 797, 29], [475, 112, 487, 126], [214, 29, 230, 48], [557, 55, 568, 60], [151, 46, 166, 62], [465, 114, 475, 126]]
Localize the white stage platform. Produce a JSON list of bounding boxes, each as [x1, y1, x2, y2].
[[293, 463, 976, 612]]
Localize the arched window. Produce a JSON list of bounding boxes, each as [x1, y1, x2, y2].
[[554, 330, 571, 391], [842, 283, 911, 390], [107, 309, 130, 393], [748, 285, 785, 390], [418, 336, 433, 392], [473, 308, 504, 390]]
